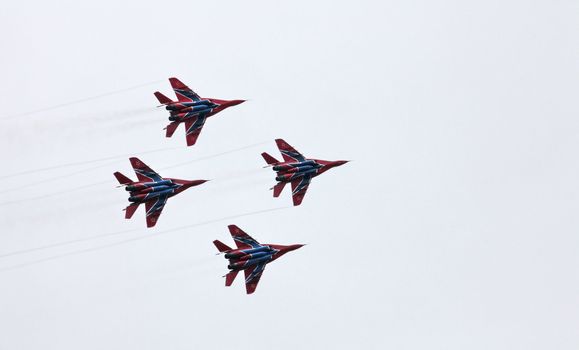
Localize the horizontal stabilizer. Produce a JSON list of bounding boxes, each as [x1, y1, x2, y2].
[[114, 171, 133, 185], [154, 91, 173, 105], [165, 121, 179, 138], [213, 240, 232, 253], [124, 203, 140, 219], [225, 270, 239, 287], [273, 182, 286, 198], [261, 152, 279, 165]]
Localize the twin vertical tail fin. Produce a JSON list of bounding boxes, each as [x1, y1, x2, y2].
[[213, 240, 232, 253], [114, 172, 134, 185], [261, 152, 279, 166], [214, 240, 239, 286], [154, 91, 173, 105]]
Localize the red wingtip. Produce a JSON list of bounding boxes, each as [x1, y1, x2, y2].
[[246, 283, 258, 294], [146, 216, 158, 228]]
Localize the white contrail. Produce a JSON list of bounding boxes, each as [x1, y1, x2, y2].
[[0, 206, 290, 272], [0, 146, 181, 179], [160, 140, 269, 171], [0, 167, 268, 207], [0, 141, 269, 196], [0, 227, 141, 259], [0, 80, 163, 121]]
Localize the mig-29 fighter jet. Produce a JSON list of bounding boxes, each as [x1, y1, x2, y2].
[[261, 139, 348, 206], [154, 77, 245, 146], [214, 225, 304, 294], [114, 157, 208, 228]]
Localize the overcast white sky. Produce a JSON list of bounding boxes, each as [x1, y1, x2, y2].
[[0, 0, 578, 349]]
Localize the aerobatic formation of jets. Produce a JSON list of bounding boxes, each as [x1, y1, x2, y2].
[[113, 77, 348, 294]]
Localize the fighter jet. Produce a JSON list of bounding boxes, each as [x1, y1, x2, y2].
[[114, 157, 208, 228], [213, 225, 304, 294], [154, 77, 245, 146], [261, 139, 348, 206]]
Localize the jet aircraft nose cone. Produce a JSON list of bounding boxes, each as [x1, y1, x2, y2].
[[328, 160, 348, 168], [285, 244, 305, 252], [227, 99, 245, 107]]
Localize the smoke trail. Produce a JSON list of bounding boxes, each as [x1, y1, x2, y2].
[[0, 227, 141, 259], [0, 146, 181, 180], [45, 108, 160, 132], [67, 106, 157, 123], [0, 160, 122, 194], [0, 142, 269, 204], [0, 206, 290, 272], [0, 181, 110, 207], [161, 140, 269, 171], [0, 80, 163, 121], [0, 176, 271, 259]]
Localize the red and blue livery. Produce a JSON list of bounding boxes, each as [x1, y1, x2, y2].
[[114, 157, 208, 228], [262, 139, 348, 206], [154, 77, 245, 146], [213, 225, 304, 294]]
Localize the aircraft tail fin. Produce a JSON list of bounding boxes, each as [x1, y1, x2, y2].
[[124, 203, 140, 219], [154, 91, 173, 105], [272, 182, 286, 198], [114, 171, 134, 185], [225, 270, 239, 287], [165, 122, 180, 138], [213, 240, 232, 253], [261, 152, 279, 165]]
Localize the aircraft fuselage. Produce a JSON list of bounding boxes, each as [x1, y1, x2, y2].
[[226, 246, 278, 270], [274, 160, 323, 182], [165, 100, 216, 111], [127, 180, 180, 203]]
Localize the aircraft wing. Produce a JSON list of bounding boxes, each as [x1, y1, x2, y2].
[[244, 263, 266, 294], [290, 174, 312, 206], [129, 157, 163, 182], [184, 114, 208, 146], [169, 77, 201, 102], [275, 138, 306, 162], [144, 193, 169, 228], [228, 225, 261, 249]]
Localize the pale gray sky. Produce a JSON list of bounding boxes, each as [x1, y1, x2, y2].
[[0, 1, 578, 349]]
